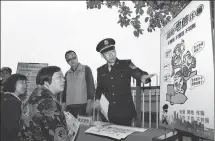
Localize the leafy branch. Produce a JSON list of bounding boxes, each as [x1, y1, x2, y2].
[[86, 0, 191, 37]]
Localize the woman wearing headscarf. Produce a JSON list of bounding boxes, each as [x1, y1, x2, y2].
[[1, 73, 27, 141], [20, 66, 70, 141]]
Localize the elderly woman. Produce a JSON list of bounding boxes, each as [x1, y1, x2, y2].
[[20, 66, 70, 141], [1, 73, 27, 141]]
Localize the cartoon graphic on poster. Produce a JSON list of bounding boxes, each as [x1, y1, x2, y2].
[[171, 39, 185, 77], [182, 50, 197, 81], [166, 39, 201, 105]]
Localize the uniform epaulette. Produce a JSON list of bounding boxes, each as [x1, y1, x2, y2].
[[120, 59, 131, 65], [120, 59, 131, 62]]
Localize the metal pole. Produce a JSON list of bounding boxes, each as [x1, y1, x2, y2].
[[210, 1, 215, 115], [155, 74, 159, 129], [136, 80, 142, 127], [97, 107, 99, 121], [131, 78, 135, 127], [92, 95, 95, 123], [210, 0, 215, 68], [93, 81, 97, 123], [212, 1, 215, 67], [149, 82, 151, 128], [142, 83, 145, 127]]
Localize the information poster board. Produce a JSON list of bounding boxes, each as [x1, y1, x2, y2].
[[16, 63, 48, 99], [160, 1, 214, 140]]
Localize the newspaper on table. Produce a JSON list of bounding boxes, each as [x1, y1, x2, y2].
[[85, 123, 147, 140], [64, 111, 80, 141]]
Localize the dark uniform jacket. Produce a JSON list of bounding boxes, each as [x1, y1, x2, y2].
[[95, 58, 150, 121]]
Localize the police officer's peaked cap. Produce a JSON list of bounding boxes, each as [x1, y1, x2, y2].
[[96, 38, 116, 53]]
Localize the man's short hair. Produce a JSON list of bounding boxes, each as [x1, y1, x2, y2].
[[65, 50, 77, 58]]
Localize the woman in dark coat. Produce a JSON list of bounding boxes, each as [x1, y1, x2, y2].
[[1, 73, 27, 141]]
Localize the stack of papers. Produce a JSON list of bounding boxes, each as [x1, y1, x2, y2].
[[85, 123, 147, 140]]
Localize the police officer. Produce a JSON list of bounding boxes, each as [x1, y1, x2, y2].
[[94, 38, 155, 126]]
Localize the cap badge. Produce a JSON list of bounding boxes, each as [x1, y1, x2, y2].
[[104, 40, 109, 46]]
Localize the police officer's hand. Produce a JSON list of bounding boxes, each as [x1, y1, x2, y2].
[[93, 99, 100, 109], [141, 73, 156, 84]]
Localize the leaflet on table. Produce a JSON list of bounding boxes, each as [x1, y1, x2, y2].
[[85, 124, 147, 140], [64, 111, 80, 141]]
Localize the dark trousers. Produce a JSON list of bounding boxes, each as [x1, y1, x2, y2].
[[66, 103, 87, 118]]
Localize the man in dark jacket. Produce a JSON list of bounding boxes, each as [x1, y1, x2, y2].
[[94, 38, 155, 126]]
